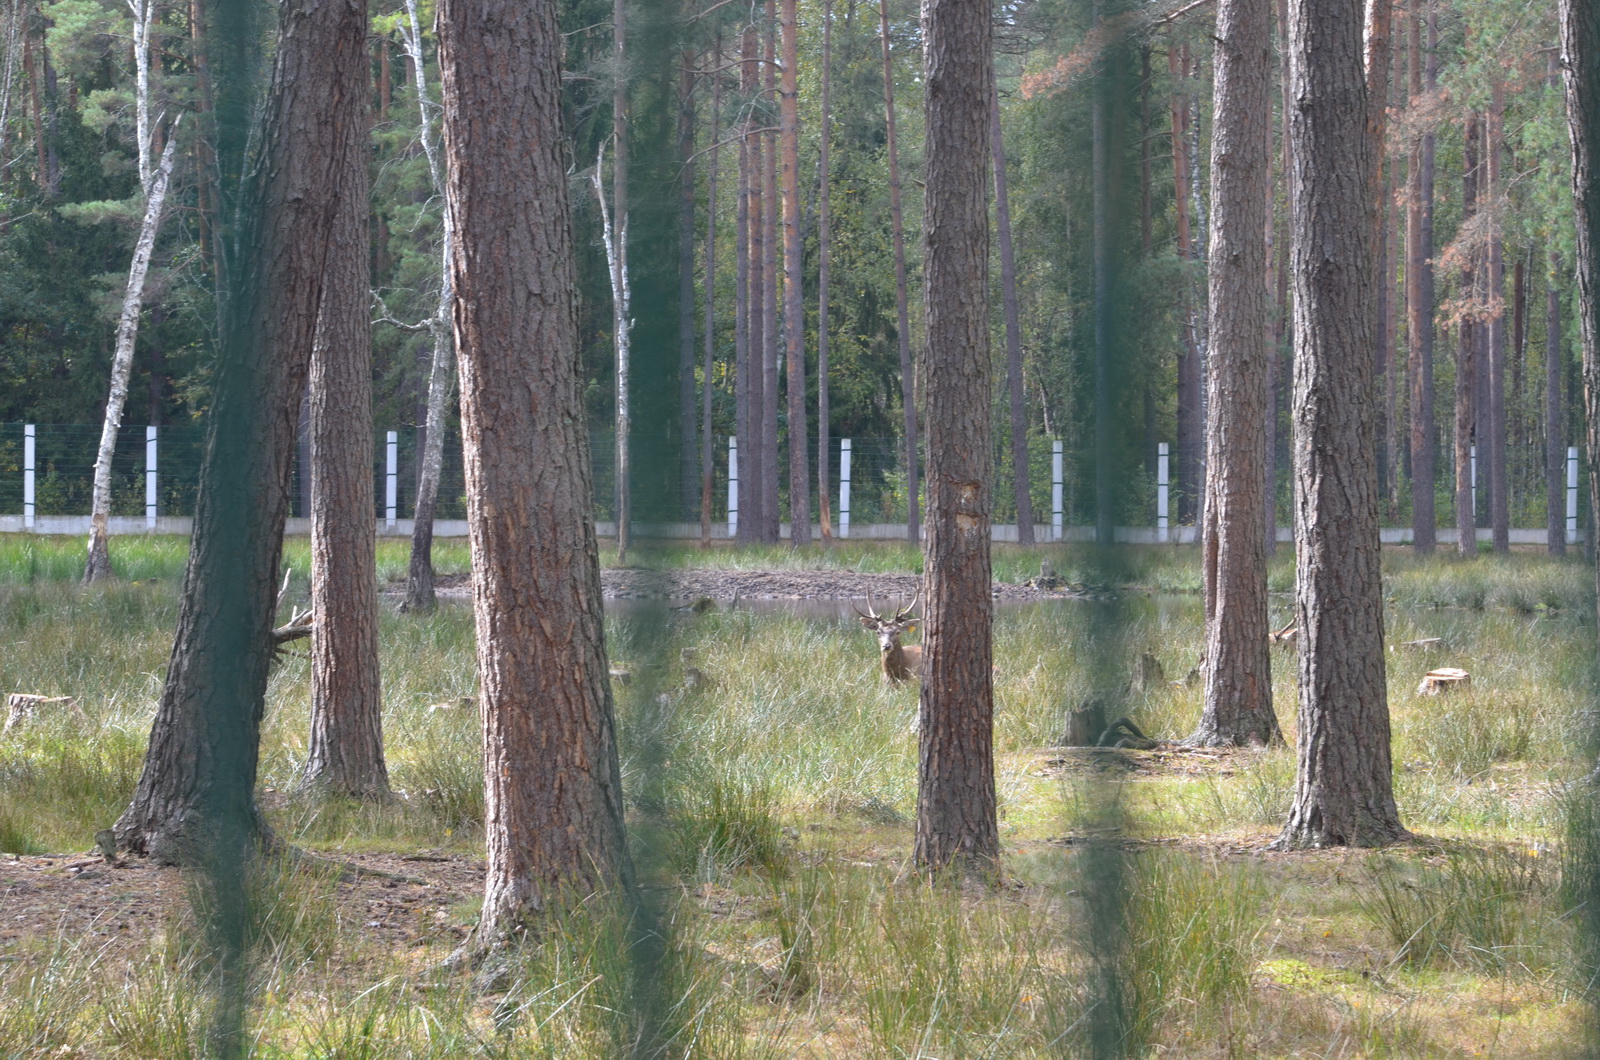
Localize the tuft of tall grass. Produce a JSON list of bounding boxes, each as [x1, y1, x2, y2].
[[0, 938, 103, 1054]]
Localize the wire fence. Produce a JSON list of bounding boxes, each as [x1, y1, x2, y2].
[[0, 422, 1586, 539]]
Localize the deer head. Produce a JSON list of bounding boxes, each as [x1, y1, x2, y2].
[[854, 590, 923, 684]]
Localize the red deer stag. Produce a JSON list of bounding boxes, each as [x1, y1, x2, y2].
[[855, 591, 923, 684]]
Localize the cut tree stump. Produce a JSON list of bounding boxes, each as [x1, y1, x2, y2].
[[4, 694, 83, 733], [1061, 699, 1108, 747], [1416, 667, 1470, 696]]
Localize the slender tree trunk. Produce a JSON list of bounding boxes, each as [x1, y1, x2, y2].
[[761, 6, 782, 543], [1560, 0, 1600, 636], [400, 0, 455, 613], [1407, 0, 1436, 552], [992, 76, 1032, 545], [1513, 253, 1527, 448], [1193, 0, 1279, 749], [1363, 0, 1392, 524], [916, 0, 995, 875], [1487, 79, 1509, 553], [881, 0, 919, 542], [610, 0, 633, 561], [1549, 250, 1566, 555], [744, 22, 766, 542], [679, 52, 698, 522], [780, 0, 809, 546], [1277, 0, 1405, 849], [85, 128, 179, 583], [115, 0, 363, 865], [303, 54, 386, 797], [816, 2, 835, 545], [1170, 41, 1202, 525], [702, 38, 722, 549], [1456, 116, 1479, 557], [23, 17, 42, 189], [437, 0, 631, 941], [188, 0, 222, 286], [735, 25, 754, 544], [0, 0, 22, 187]]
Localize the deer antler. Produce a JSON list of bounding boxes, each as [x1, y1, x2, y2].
[[854, 591, 882, 623], [893, 588, 921, 623]]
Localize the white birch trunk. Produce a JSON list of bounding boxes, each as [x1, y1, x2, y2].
[[85, 123, 178, 582], [594, 143, 631, 563], [128, 0, 153, 190]]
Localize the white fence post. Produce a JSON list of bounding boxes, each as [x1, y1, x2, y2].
[[839, 438, 852, 538], [1051, 440, 1063, 541], [145, 426, 158, 529], [23, 424, 35, 530], [1569, 446, 1580, 539], [727, 436, 739, 538], [1157, 442, 1169, 543], [385, 430, 398, 530]]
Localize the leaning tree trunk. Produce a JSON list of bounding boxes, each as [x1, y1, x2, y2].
[[115, 0, 363, 863], [915, 0, 996, 875], [400, 0, 456, 614], [301, 42, 387, 800], [1560, 0, 1600, 653], [779, 0, 810, 546], [1192, 0, 1280, 749], [992, 76, 1033, 546], [85, 128, 179, 583], [438, 0, 632, 942], [881, 0, 920, 543], [1277, 0, 1406, 849]]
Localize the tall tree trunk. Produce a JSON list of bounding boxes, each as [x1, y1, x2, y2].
[[437, 0, 631, 941], [779, 0, 810, 546], [303, 60, 386, 797], [0, 0, 22, 187], [1193, 0, 1279, 749], [1560, 0, 1600, 637], [188, 0, 222, 285], [1277, 0, 1405, 849], [115, 0, 362, 865], [992, 75, 1032, 545], [1487, 79, 1509, 553], [1456, 116, 1479, 557], [1170, 41, 1202, 525], [816, 2, 834, 545], [744, 22, 766, 542], [735, 25, 755, 544], [916, 0, 995, 875], [679, 52, 698, 522], [1407, 0, 1436, 552], [1549, 250, 1566, 555], [610, 0, 633, 561], [881, 0, 920, 542], [1363, 0, 1392, 525], [85, 128, 180, 583], [702, 37, 722, 549], [400, 0, 455, 613]]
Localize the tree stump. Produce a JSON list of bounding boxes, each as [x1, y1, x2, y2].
[[1060, 699, 1109, 747], [4, 694, 81, 733], [1416, 667, 1470, 696]]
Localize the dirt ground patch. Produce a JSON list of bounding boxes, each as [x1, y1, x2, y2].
[[429, 567, 1095, 602]]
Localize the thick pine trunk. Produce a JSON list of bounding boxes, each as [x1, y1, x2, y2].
[[437, 0, 631, 940], [114, 0, 364, 863], [1192, 0, 1280, 749], [881, 0, 919, 543], [1277, 0, 1405, 849], [302, 44, 386, 800], [779, 0, 810, 546], [916, 0, 995, 875], [1560, 0, 1600, 651]]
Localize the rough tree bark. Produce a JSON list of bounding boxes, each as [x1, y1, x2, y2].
[[437, 0, 632, 941], [915, 0, 996, 875], [1276, 0, 1406, 849], [114, 0, 364, 862], [1192, 0, 1281, 749], [880, 0, 920, 543], [1560, 0, 1600, 651], [779, 0, 810, 546], [1406, 0, 1437, 554], [301, 33, 386, 800], [399, 0, 455, 614], [84, 127, 179, 583], [992, 75, 1033, 545]]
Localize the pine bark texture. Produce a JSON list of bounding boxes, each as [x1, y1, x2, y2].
[[914, 0, 996, 874], [779, 0, 810, 545], [302, 50, 386, 799], [1193, 0, 1280, 749], [437, 0, 631, 939], [114, 0, 365, 862], [1560, 0, 1600, 641], [1278, 0, 1405, 849]]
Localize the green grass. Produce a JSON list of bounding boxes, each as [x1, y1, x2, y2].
[[2, 541, 1597, 1055]]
